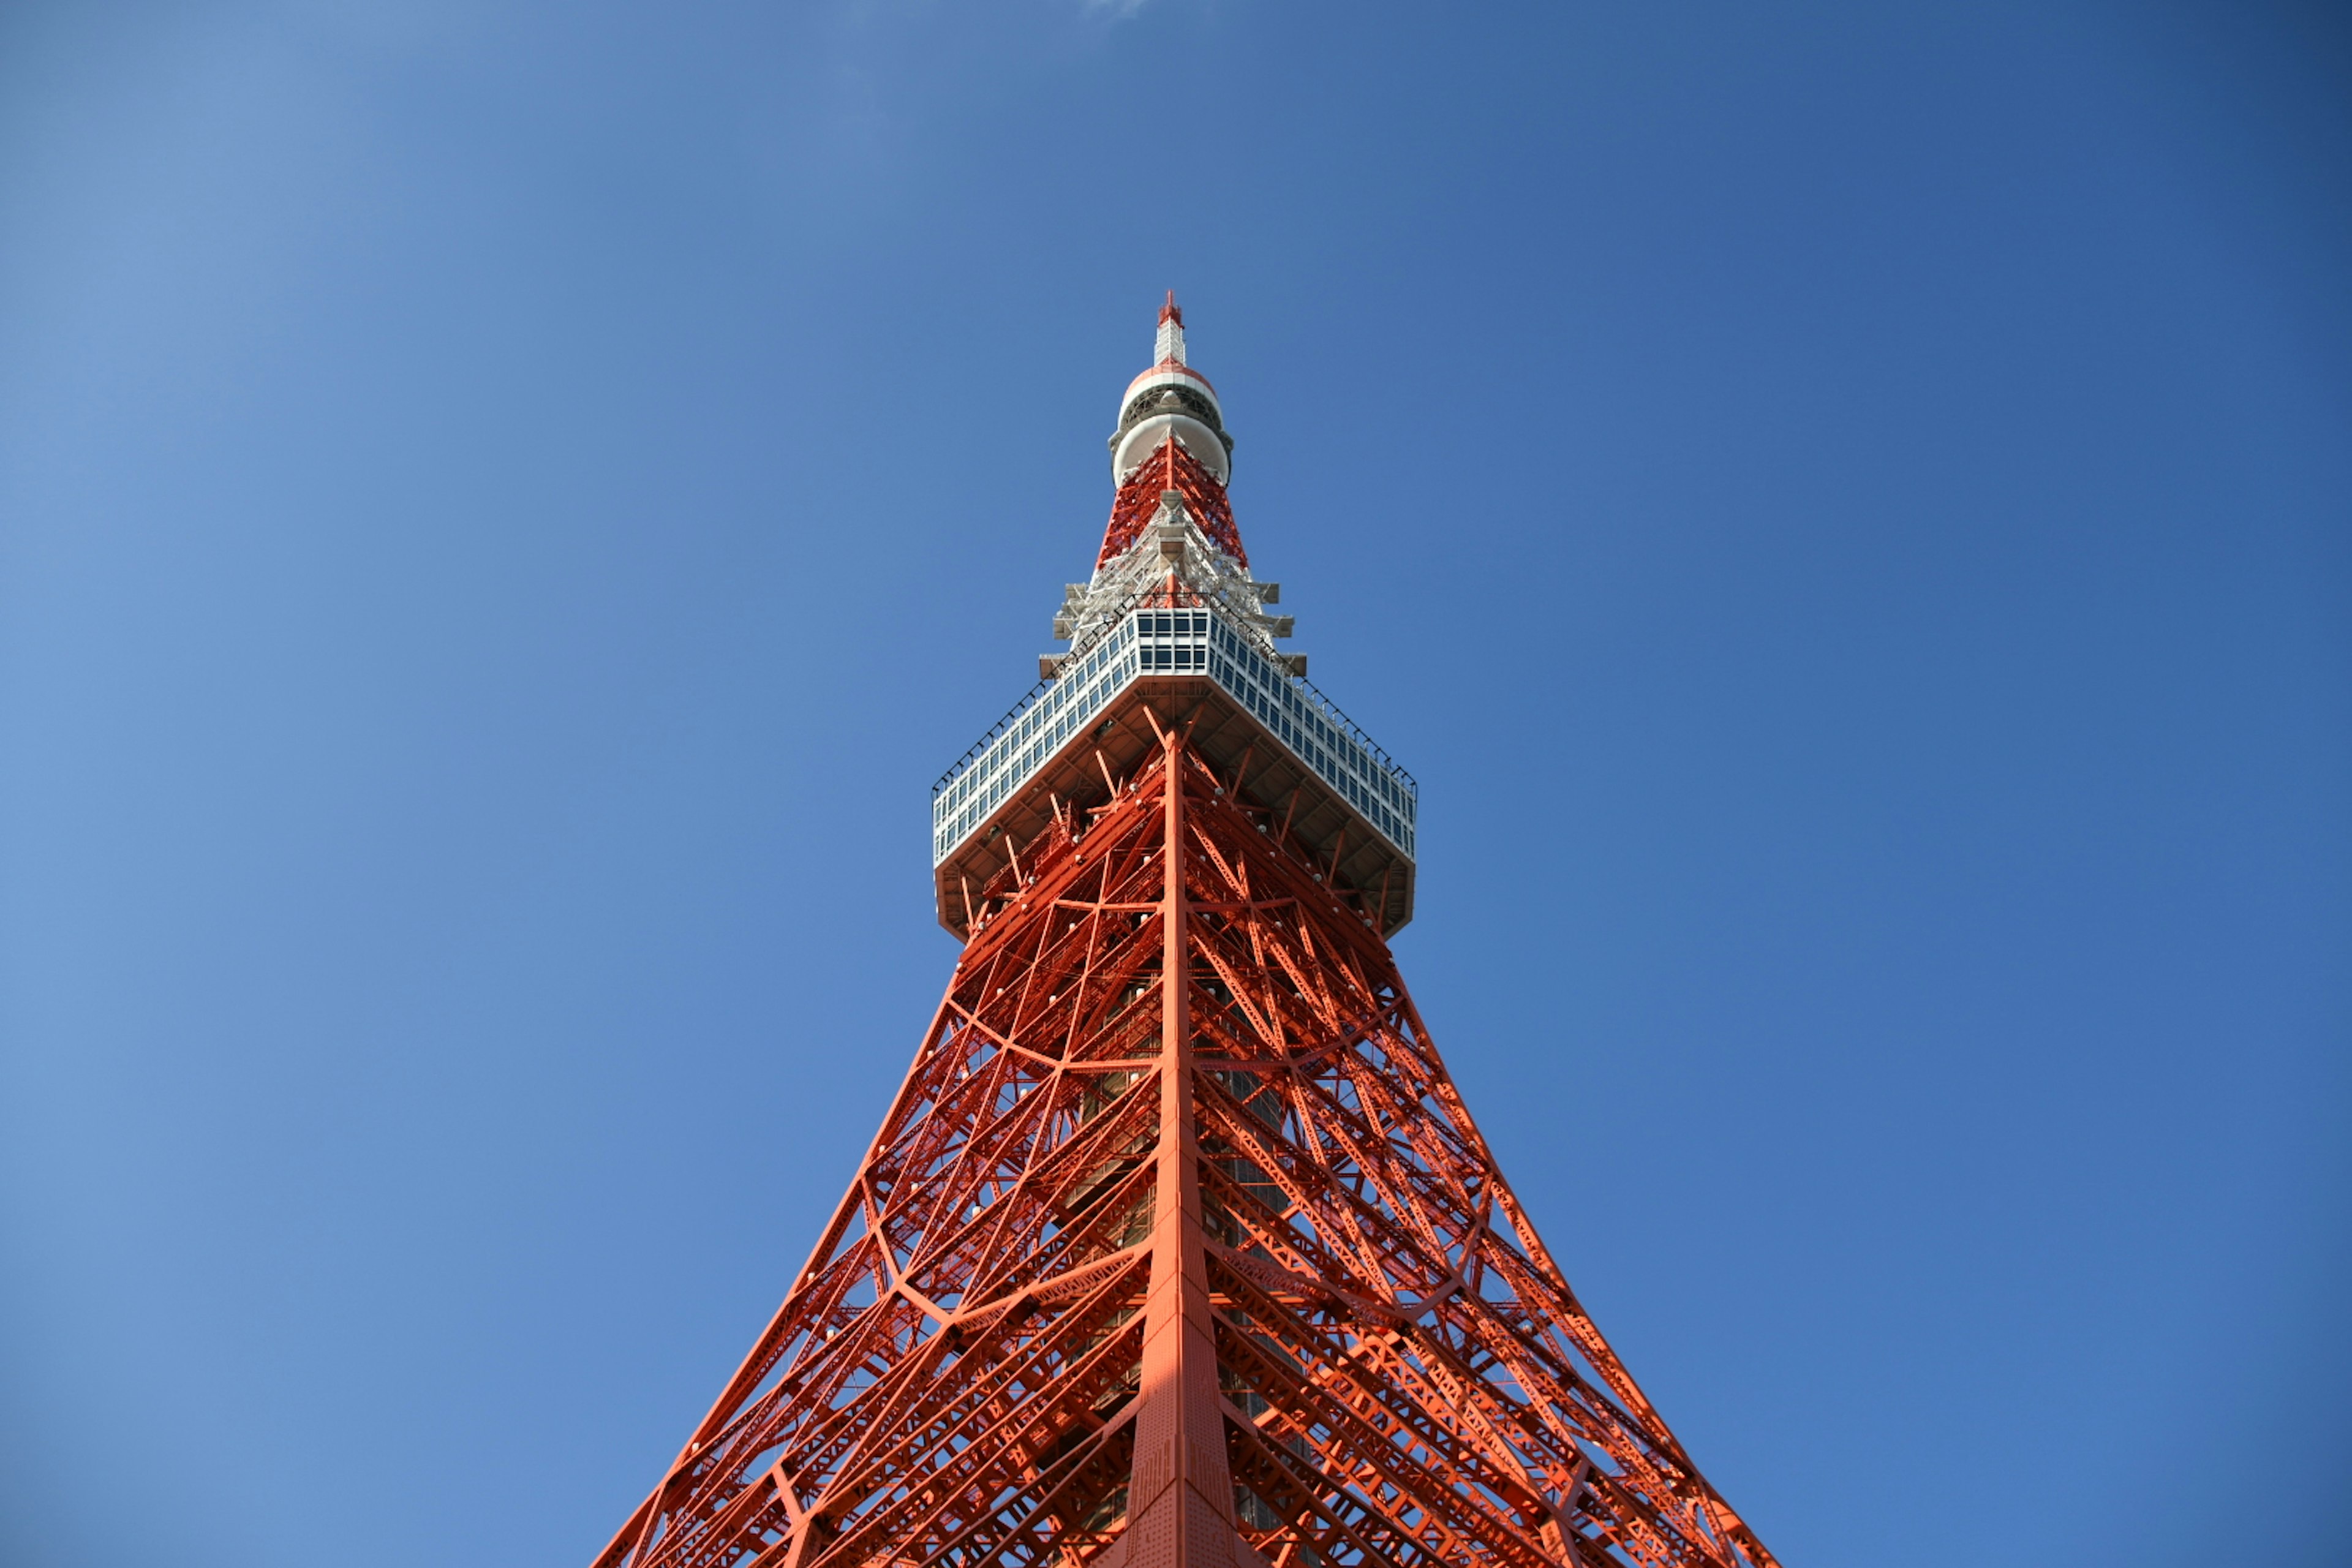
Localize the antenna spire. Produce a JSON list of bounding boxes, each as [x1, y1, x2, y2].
[[1155, 292, 1186, 365]]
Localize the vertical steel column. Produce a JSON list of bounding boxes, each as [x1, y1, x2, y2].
[[1120, 734, 1242, 1568]]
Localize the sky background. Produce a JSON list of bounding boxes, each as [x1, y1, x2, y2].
[[2, 2, 2348, 1565]]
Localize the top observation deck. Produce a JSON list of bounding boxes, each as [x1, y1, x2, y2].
[[927, 298, 1418, 941]]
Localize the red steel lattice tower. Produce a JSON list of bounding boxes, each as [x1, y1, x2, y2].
[[594, 298, 1780, 1568]]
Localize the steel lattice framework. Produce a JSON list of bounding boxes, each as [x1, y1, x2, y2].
[[594, 301, 1778, 1568], [1098, 437, 1246, 571]]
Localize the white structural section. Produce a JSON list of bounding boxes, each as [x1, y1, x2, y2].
[[1156, 310, 1186, 365], [1120, 363, 1218, 411], [1112, 407, 1229, 483], [1054, 492, 1284, 662], [1111, 364, 1229, 483]]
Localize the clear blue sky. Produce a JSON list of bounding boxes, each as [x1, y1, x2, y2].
[[2, 3, 2346, 1564]]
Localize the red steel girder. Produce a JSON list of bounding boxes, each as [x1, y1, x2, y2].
[[595, 712, 1776, 1568]]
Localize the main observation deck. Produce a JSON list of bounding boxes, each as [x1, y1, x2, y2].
[[931, 601, 1417, 941]]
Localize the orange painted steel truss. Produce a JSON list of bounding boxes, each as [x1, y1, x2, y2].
[[596, 720, 1777, 1568], [1099, 437, 1246, 570]]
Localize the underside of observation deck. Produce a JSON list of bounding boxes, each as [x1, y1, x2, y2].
[[933, 677, 1416, 943]]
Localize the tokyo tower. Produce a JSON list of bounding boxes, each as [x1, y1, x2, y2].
[[593, 298, 1780, 1568]]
